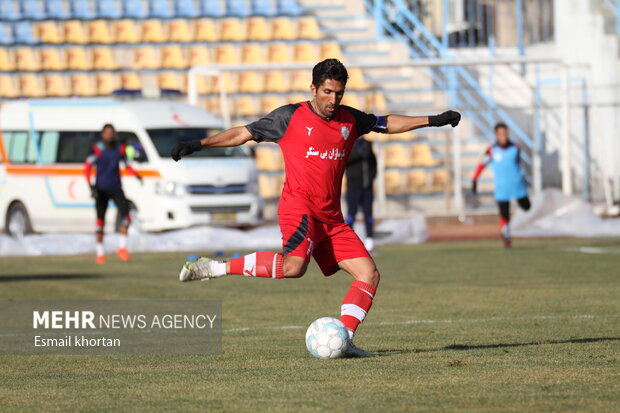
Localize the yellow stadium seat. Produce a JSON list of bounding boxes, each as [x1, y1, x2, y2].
[[220, 18, 245, 42], [287, 93, 307, 105], [121, 72, 142, 90], [214, 44, 239, 64], [15, 48, 40, 72], [158, 72, 182, 90], [239, 72, 264, 93], [290, 70, 309, 91], [40, 48, 65, 71], [37, 21, 63, 43], [258, 174, 285, 199], [272, 17, 297, 40], [293, 42, 317, 63], [267, 43, 290, 63], [206, 98, 236, 118], [92, 47, 118, 70], [19, 74, 44, 98], [205, 97, 222, 116], [134, 47, 159, 69], [0, 75, 19, 98], [88, 20, 112, 44], [341, 93, 363, 110], [247, 17, 271, 41], [241, 44, 265, 64], [406, 170, 428, 193], [385, 170, 404, 195], [194, 74, 212, 94], [264, 70, 289, 93], [96, 73, 117, 95], [255, 147, 284, 171], [178, 73, 190, 94], [213, 73, 238, 94], [188, 45, 210, 66], [63, 21, 88, 44], [44, 74, 70, 97], [347, 68, 368, 90], [141, 20, 166, 43], [411, 143, 439, 167], [195, 19, 218, 42], [236, 96, 256, 118], [70, 74, 96, 96], [432, 169, 449, 189], [114, 20, 140, 43], [0, 49, 14, 71], [66, 47, 91, 70], [367, 92, 387, 112], [161, 45, 187, 69], [168, 19, 193, 42], [320, 42, 343, 60], [384, 143, 412, 167], [260, 96, 283, 114], [297, 16, 322, 40]]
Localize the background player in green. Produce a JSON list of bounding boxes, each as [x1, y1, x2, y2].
[[171, 59, 461, 356]]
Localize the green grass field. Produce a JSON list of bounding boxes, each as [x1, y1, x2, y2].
[[0, 238, 619, 412]]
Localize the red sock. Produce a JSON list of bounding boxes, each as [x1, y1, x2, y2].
[[341, 280, 376, 336], [229, 251, 284, 278]]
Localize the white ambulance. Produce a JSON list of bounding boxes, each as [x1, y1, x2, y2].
[[0, 99, 262, 236]]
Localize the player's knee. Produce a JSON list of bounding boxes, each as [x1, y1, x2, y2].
[[359, 268, 380, 288], [283, 260, 307, 278]]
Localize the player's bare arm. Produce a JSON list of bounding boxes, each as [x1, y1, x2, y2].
[[384, 110, 461, 133], [170, 126, 253, 161]]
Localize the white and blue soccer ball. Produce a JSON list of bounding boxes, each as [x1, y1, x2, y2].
[[305, 317, 350, 359]]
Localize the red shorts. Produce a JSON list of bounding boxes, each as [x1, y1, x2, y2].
[[279, 213, 371, 276]]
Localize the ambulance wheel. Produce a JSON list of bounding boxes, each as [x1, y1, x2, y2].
[[6, 201, 33, 238]]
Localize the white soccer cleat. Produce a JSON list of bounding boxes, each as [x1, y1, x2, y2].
[[364, 237, 375, 252], [179, 257, 221, 282], [345, 342, 376, 358]]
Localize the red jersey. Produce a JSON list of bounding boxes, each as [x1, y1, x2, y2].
[[246, 101, 386, 223]]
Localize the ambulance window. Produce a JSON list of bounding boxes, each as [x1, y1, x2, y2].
[[118, 132, 148, 163], [6, 131, 29, 163], [57, 131, 96, 163], [39, 131, 60, 164], [26, 132, 38, 163]]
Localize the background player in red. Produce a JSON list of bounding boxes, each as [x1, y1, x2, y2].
[[84, 124, 142, 264], [171, 59, 461, 356]]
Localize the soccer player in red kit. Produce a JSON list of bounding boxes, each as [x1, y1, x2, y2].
[[171, 59, 461, 356]]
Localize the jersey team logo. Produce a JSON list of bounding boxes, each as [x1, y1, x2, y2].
[[341, 126, 350, 141]]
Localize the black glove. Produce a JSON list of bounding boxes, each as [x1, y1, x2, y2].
[[471, 180, 477, 195], [90, 185, 98, 200], [171, 140, 202, 162], [429, 110, 461, 128]]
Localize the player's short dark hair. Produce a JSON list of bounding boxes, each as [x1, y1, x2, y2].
[[101, 123, 116, 133], [494, 122, 508, 132], [312, 59, 348, 89]]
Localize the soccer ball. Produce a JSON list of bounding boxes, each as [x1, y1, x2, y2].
[[305, 317, 350, 359]]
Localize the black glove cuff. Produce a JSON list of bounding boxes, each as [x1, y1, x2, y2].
[[189, 140, 202, 152], [428, 115, 440, 127]]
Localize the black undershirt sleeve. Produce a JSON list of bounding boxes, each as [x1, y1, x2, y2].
[[245, 104, 300, 143], [342, 105, 388, 136]]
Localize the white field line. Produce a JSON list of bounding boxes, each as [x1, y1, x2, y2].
[[224, 314, 620, 333]]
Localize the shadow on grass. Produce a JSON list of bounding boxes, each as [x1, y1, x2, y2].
[[0, 274, 102, 282], [375, 337, 620, 356]]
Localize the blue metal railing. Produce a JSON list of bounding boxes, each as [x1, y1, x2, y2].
[[604, 0, 620, 35], [366, 0, 535, 174]]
